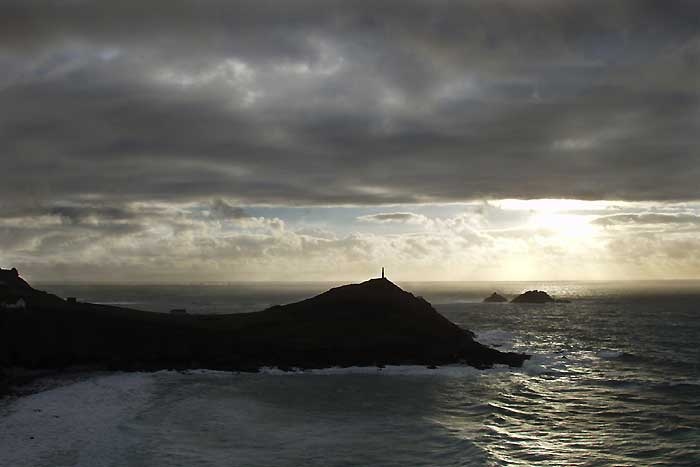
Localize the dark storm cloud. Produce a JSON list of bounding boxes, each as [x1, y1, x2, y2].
[[1, 0, 699, 208], [47, 205, 137, 224], [209, 200, 250, 220], [0, 200, 156, 223]]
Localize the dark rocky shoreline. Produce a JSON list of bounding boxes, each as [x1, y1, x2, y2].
[[1, 270, 529, 393]]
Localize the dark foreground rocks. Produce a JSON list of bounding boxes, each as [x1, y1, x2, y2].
[[1, 271, 529, 379]]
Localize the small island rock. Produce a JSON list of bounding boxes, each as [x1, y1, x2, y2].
[[483, 292, 508, 303], [511, 290, 555, 303]]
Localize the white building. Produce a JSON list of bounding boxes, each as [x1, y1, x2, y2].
[[2, 298, 26, 309]]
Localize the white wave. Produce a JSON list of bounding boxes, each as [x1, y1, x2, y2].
[[666, 378, 700, 387], [171, 368, 235, 377], [172, 365, 516, 378], [0, 373, 154, 467], [597, 349, 624, 359], [520, 359, 550, 376], [515, 350, 574, 376], [92, 301, 144, 306], [259, 364, 510, 377], [475, 329, 515, 349], [520, 354, 566, 376]]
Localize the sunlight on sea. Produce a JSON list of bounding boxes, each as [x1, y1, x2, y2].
[[3, 281, 699, 466]]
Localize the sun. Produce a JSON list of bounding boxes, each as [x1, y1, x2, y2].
[[497, 199, 600, 239], [530, 211, 596, 239]]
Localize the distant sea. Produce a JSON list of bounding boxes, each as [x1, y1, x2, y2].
[[2, 281, 699, 466]]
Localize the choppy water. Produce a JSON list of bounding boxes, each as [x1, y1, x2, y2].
[[2, 281, 700, 466]]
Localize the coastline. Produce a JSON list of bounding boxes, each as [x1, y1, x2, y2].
[[1, 362, 521, 401], [0, 367, 112, 399], [2, 275, 528, 388]]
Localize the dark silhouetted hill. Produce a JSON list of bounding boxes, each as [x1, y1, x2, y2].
[[0, 267, 63, 307], [0, 272, 529, 385]]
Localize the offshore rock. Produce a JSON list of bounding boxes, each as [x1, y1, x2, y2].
[[483, 292, 508, 303], [512, 290, 555, 303]]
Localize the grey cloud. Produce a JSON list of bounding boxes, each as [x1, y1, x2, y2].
[[0, 201, 155, 259], [47, 205, 138, 224], [593, 213, 700, 226], [0, 201, 157, 225], [209, 200, 250, 219], [0, 0, 698, 212], [357, 212, 426, 223]]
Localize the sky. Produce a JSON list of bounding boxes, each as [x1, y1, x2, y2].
[[1, 0, 699, 282]]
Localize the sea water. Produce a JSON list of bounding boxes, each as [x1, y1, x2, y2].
[[1, 281, 699, 466]]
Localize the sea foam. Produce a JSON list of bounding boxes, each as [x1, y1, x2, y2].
[[0, 373, 154, 467]]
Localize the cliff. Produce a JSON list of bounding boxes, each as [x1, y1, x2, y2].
[[0, 272, 528, 377], [233, 278, 527, 368], [0, 268, 63, 307]]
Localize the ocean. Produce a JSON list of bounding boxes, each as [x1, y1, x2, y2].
[[1, 281, 699, 466]]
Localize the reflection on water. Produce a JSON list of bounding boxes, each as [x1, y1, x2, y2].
[[3, 282, 700, 466], [120, 290, 700, 466]]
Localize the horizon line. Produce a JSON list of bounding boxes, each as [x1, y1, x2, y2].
[[31, 278, 700, 286]]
